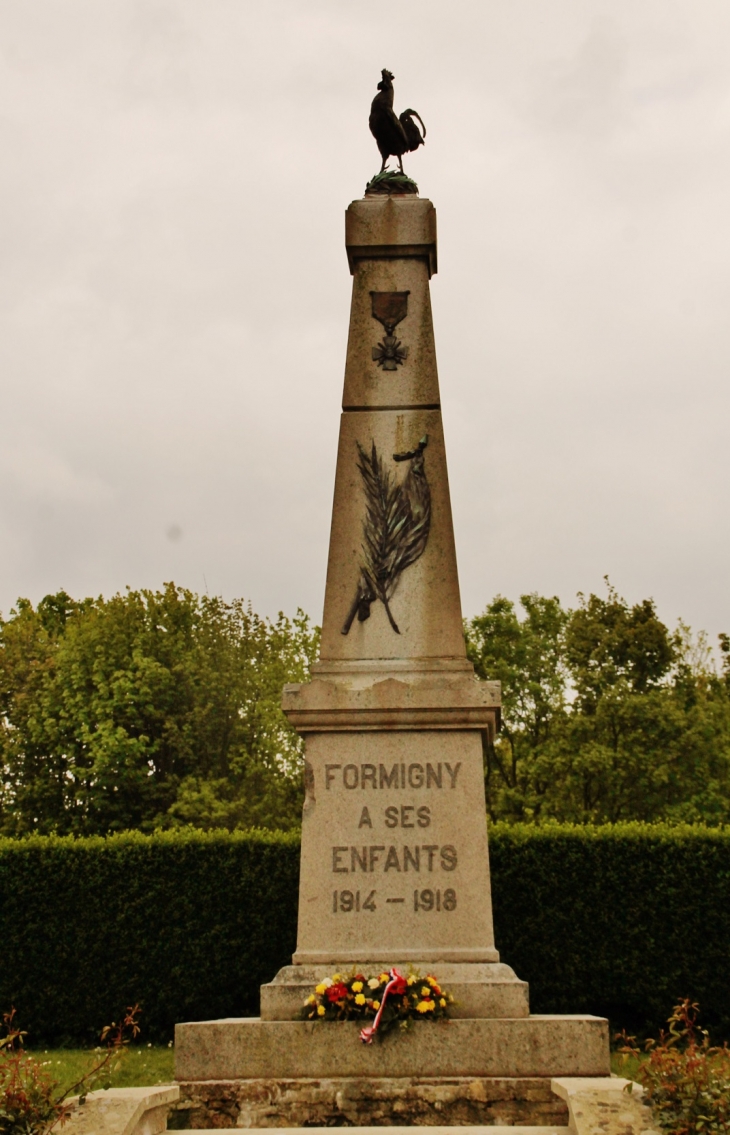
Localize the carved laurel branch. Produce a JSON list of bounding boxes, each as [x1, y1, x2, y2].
[[341, 436, 430, 636]]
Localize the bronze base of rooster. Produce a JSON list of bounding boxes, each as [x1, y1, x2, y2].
[[365, 170, 419, 196]]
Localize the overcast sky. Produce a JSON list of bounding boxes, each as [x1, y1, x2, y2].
[[2, 0, 730, 645]]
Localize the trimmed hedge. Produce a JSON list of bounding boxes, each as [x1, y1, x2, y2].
[[489, 823, 730, 1039], [0, 829, 300, 1045], [1, 824, 729, 1044]]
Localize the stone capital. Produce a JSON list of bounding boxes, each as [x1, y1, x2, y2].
[[283, 672, 500, 740], [346, 196, 437, 276]]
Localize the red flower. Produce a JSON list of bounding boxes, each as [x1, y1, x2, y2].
[[389, 975, 407, 996], [326, 982, 349, 1002]]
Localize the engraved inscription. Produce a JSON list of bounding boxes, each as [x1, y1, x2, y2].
[[332, 844, 457, 873], [414, 888, 457, 912], [384, 805, 431, 827], [325, 762, 461, 790], [319, 744, 469, 926], [333, 889, 377, 912]]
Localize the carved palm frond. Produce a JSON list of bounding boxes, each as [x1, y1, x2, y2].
[[341, 436, 431, 635]]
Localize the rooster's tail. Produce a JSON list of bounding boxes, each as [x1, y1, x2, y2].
[[399, 109, 426, 152]]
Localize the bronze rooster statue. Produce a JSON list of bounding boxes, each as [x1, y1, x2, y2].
[[369, 69, 426, 174]]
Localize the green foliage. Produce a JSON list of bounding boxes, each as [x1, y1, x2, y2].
[[0, 1005, 140, 1134], [618, 1000, 730, 1135], [0, 585, 319, 835], [301, 970, 452, 1037], [488, 823, 730, 1038], [466, 593, 568, 810], [2, 826, 730, 1044], [0, 1048, 60, 1135], [29, 1046, 173, 1094], [466, 583, 730, 823], [4, 579, 729, 834], [365, 170, 419, 195], [0, 829, 300, 1045]]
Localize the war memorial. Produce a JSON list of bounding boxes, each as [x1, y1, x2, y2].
[[173, 70, 613, 1130]]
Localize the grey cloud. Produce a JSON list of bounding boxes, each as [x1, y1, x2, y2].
[[1, 0, 729, 646]]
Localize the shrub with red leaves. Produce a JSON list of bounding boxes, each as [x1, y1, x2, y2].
[[618, 999, 730, 1135], [0, 1005, 141, 1135]]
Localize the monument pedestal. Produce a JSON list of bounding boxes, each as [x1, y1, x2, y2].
[[174, 192, 610, 1127], [174, 1018, 607, 1128]]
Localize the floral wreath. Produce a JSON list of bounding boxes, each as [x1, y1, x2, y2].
[[301, 967, 452, 1043]]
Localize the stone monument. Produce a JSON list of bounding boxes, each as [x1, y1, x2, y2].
[[174, 189, 610, 1129]]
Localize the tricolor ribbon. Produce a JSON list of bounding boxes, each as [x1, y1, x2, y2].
[[359, 968, 407, 1044]]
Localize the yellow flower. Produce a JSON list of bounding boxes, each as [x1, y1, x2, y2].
[[351, 981, 363, 993], [378, 973, 389, 983], [407, 976, 416, 986], [427, 976, 438, 986], [355, 993, 366, 1005], [332, 974, 342, 981], [421, 986, 431, 996], [305, 994, 315, 1005], [372, 1000, 380, 1010], [368, 978, 380, 989], [416, 1000, 435, 1013], [317, 1005, 325, 1016], [439, 998, 446, 1007], [315, 983, 326, 995]]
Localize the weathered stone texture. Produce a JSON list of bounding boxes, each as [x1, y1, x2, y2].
[[171, 1075, 569, 1129], [290, 729, 498, 967], [174, 1016, 610, 1081], [261, 962, 528, 1021], [61, 1085, 179, 1135], [551, 1078, 660, 1135], [173, 194, 612, 1129]]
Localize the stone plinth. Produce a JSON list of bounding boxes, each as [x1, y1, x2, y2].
[[175, 1017, 609, 1082], [174, 1018, 608, 1127], [289, 725, 498, 966], [261, 962, 528, 1021]]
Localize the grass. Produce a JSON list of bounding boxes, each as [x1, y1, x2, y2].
[[21, 1045, 635, 1098], [26, 1045, 175, 1095], [611, 1049, 644, 1081]]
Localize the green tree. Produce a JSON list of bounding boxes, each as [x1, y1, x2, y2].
[[0, 584, 318, 835], [466, 584, 730, 824], [466, 593, 569, 816]]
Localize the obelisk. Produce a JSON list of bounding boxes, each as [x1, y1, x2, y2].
[[174, 187, 610, 1129], [274, 191, 515, 997]]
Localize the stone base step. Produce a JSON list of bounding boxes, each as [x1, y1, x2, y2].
[[173, 1129, 570, 1134], [261, 962, 529, 1021], [170, 1078, 648, 1135], [175, 1015, 609, 1080], [171, 1074, 572, 1129]]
